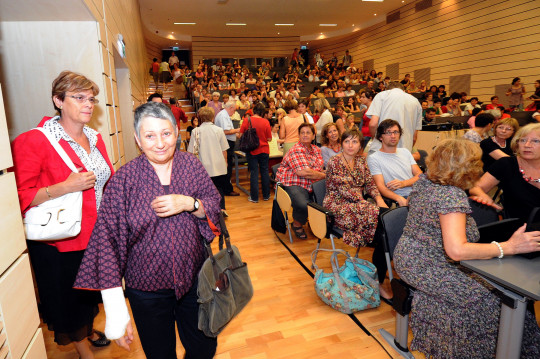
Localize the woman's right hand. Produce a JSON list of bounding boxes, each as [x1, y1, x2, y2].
[[504, 224, 540, 255], [115, 320, 134, 351], [62, 168, 96, 193]]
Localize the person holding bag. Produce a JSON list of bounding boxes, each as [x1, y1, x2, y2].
[[12, 71, 114, 358], [74, 102, 222, 359], [239, 103, 272, 203]]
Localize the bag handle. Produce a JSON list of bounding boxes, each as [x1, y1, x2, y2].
[[33, 127, 79, 173], [311, 248, 349, 271]]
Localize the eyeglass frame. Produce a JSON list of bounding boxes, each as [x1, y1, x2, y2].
[[66, 95, 99, 105], [516, 138, 540, 145], [382, 130, 401, 136]]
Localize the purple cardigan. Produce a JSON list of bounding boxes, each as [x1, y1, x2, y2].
[[74, 151, 221, 299]]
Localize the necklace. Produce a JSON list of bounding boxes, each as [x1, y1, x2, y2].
[[518, 160, 540, 183], [330, 142, 341, 153], [492, 136, 506, 148]]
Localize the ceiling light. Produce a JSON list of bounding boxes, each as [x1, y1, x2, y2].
[[275, 24, 294, 26], [319, 24, 337, 26], [174, 22, 196, 25], [374, 13, 377, 16], [226, 23, 246, 26]]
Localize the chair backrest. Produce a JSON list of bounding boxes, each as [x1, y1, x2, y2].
[[526, 206, 540, 232], [312, 179, 326, 206], [380, 206, 409, 258], [468, 198, 499, 227], [276, 184, 292, 212]]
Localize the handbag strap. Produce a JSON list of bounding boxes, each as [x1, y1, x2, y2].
[[311, 248, 349, 271], [33, 127, 79, 173], [246, 115, 253, 129]]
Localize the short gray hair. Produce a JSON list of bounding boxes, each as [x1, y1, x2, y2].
[[223, 101, 236, 110], [484, 109, 502, 120], [212, 91, 220, 97], [133, 102, 177, 138]]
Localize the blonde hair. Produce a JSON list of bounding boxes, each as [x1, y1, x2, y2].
[[496, 117, 519, 134], [314, 98, 330, 113], [426, 138, 483, 190], [511, 123, 540, 154], [321, 122, 340, 146], [51, 71, 99, 111]]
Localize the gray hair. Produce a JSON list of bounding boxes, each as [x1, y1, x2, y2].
[[314, 98, 330, 112], [212, 91, 220, 97], [484, 109, 502, 120], [223, 101, 236, 110], [133, 102, 177, 138], [387, 81, 405, 90]]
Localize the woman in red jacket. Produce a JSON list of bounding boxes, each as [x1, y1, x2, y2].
[[12, 71, 114, 359]]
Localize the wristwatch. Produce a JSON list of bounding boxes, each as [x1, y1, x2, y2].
[[188, 198, 200, 213]]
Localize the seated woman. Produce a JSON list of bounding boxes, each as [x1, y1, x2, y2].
[[479, 117, 519, 172], [394, 138, 540, 359], [323, 129, 391, 298], [320, 122, 342, 168], [276, 123, 325, 239], [345, 113, 359, 131], [471, 123, 540, 223]]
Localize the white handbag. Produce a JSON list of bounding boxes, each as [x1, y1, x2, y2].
[[23, 127, 83, 241]]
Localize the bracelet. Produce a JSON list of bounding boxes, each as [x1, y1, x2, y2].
[[491, 241, 504, 259], [45, 186, 52, 199]]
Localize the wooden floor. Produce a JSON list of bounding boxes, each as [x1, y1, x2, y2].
[[40, 116, 540, 358]]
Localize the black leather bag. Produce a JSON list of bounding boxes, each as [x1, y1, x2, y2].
[[271, 198, 287, 234], [238, 115, 259, 153], [197, 213, 254, 337]]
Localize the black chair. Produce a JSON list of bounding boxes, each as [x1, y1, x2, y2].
[[307, 179, 344, 268], [271, 163, 280, 184], [468, 198, 499, 227], [377, 206, 416, 359]]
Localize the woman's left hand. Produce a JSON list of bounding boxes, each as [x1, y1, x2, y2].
[[151, 194, 195, 217]]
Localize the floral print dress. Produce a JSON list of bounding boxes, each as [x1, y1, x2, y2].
[[393, 176, 540, 358], [323, 154, 381, 247]]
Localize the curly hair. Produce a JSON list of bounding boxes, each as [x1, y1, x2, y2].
[[425, 138, 483, 190]]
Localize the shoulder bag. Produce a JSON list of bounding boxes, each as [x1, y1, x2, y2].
[[238, 115, 260, 153], [197, 213, 254, 337], [312, 248, 380, 314], [23, 127, 83, 241]]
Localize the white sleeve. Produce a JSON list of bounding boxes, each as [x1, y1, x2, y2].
[[101, 287, 131, 340]]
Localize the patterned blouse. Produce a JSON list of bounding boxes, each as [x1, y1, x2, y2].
[[276, 142, 324, 192], [43, 116, 111, 210], [74, 151, 222, 299], [323, 155, 382, 247]]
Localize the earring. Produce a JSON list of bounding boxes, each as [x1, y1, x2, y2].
[[60, 106, 63, 110]]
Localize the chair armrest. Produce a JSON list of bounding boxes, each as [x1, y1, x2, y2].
[[390, 278, 414, 316]]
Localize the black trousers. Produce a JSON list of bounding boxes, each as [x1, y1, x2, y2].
[[125, 282, 217, 359], [211, 174, 228, 210], [372, 207, 390, 284], [225, 140, 236, 194]]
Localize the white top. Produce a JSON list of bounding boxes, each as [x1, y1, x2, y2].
[[187, 122, 229, 177], [367, 148, 417, 197], [366, 88, 422, 153], [315, 109, 333, 144]]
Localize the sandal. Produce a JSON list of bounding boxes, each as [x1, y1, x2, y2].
[[292, 225, 308, 240], [88, 330, 111, 347]]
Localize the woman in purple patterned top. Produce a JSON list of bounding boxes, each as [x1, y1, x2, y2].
[[74, 102, 221, 358]]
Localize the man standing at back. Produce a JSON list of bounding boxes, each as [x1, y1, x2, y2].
[[239, 103, 272, 203], [367, 120, 422, 207], [366, 81, 422, 154], [342, 50, 352, 68], [214, 102, 241, 196]]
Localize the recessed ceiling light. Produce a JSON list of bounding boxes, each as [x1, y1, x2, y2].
[[319, 24, 337, 26], [277, 32, 280, 34], [320, 32, 323, 34], [374, 13, 377, 16], [275, 24, 294, 26], [174, 22, 196, 25], [226, 23, 246, 26]]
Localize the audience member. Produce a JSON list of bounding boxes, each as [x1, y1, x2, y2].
[[151, 58, 160, 88], [367, 120, 422, 207], [214, 101, 241, 196], [279, 100, 305, 156], [169, 97, 187, 128], [147, 92, 163, 103], [463, 97, 481, 115], [314, 98, 333, 144], [506, 77, 526, 111], [394, 138, 540, 359], [462, 113, 494, 143], [367, 81, 422, 154], [320, 122, 342, 167], [240, 103, 272, 203], [276, 123, 325, 239], [479, 117, 519, 172]]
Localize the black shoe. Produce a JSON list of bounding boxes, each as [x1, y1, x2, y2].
[[225, 191, 240, 196], [88, 330, 111, 347]]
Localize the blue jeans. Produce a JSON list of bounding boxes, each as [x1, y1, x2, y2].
[[246, 152, 270, 201], [125, 282, 217, 359]]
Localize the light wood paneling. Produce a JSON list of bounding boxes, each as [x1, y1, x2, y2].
[[0, 85, 13, 170], [110, 133, 119, 163], [106, 105, 116, 134], [100, 42, 110, 77], [0, 173, 27, 276], [0, 254, 40, 359], [308, 0, 540, 101], [21, 328, 46, 359]]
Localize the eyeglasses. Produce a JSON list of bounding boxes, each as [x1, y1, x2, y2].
[[67, 95, 99, 105], [517, 138, 540, 145], [497, 126, 514, 132], [383, 130, 400, 136]]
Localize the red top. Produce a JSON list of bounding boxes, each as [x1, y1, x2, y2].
[[239, 115, 272, 155], [276, 142, 324, 192], [152, 62, 159, 73], [11, 117, 114, 252], [171, 106, 188, 126]]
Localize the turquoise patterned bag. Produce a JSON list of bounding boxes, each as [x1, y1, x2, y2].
[[312, 249, 380, 314]]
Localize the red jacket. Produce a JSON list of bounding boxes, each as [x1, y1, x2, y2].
[[11, 117, 114, 252]]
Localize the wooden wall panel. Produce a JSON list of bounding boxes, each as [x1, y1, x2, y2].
[[191, 36, 300, 69], [0, 85, 12, 170], [449, 74, 471, 95], [0, 173, 26, 275], [308, 0, 540, 101]]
